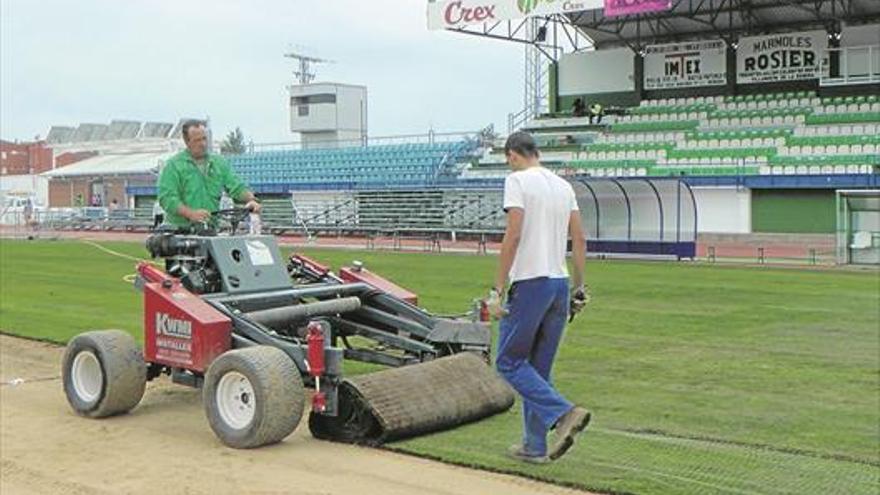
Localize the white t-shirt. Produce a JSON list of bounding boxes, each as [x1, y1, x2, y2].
[[503, 166, 579, 283]]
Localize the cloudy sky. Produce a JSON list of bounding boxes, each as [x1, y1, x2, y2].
[[1, 0, 524, 144]]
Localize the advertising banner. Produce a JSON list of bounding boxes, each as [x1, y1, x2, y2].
[[604, 0, 672, 17], [427, 0, 602, 30], [737, 30, 828, 83], [644, 39, 727, 89]]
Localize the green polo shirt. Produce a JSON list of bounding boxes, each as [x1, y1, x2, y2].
[[157, 150, 249, 227]]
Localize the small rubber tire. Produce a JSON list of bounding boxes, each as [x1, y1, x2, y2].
[[62, 330, 147, 418], [203, 346, 305, 449]]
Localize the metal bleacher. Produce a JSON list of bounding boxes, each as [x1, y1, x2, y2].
[[287, 189, 504, 242]]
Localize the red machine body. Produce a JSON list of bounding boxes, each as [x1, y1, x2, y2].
[[307, 322, 327, 412], [140, 264, 232, 373], [306, 322, 325, 377], [293, 254, 331, 278], [339, 266, 418, 305]]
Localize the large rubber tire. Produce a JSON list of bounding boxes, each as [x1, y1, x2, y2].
[[203, 346, 305, 449], [62, 330, 147, 418]]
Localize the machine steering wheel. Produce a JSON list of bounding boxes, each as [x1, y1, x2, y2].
[[212, 207, 253, 234]]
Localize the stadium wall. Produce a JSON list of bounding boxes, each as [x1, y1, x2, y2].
[[48, 179, 90, 207], [751, 189, 836, 234], [692, 187, 751, 234], [556, 49, 640, 109]]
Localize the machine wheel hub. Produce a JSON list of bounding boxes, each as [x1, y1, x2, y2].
[[216, 371, 256, 429], [71, 350, 103, 403]]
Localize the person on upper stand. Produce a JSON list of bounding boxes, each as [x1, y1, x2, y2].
[[589, 102, 604, 124], [572, 98, 586, 118]]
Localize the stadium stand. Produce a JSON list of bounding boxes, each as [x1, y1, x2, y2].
[[229, 140, 479, 188], [466, 91, 880, 179]]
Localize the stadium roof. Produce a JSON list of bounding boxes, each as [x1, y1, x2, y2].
[[567, 0, 880, 50], [140, 122, 174, 139], [445, 0, 880, 56], [105, 120, 142, 140], [42, 152, 171, 178], [45, 118, 179, 144], [46, 126, 76, 144], [70, 123, 109, 142]]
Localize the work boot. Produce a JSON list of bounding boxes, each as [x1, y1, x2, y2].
[[548, 406, 591, 460], [506, 444, 549, 464]]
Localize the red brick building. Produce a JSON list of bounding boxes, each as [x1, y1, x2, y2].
[[0, 140, 54, 175]]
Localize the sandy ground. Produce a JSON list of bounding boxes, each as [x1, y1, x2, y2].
[[0, 335, 588, 495]]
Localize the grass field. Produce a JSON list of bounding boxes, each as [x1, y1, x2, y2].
[[1, 239, 878, 494]]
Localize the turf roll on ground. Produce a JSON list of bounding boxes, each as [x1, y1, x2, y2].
[[309, 352, 515, 445]]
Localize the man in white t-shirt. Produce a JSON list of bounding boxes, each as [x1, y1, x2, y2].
[[489, 131, 590, 463]]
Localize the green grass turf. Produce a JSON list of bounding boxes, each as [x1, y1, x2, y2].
[[1, 239, 878, 494]]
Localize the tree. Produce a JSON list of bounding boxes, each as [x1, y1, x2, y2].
[[220, 127, 246, 155]]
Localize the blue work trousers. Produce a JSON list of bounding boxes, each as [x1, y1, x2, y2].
[[496, 276, 574, 456]]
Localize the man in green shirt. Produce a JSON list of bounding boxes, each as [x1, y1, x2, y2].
[[158, 120, 260, 228]]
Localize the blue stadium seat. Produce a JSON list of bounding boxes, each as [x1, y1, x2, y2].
[[229, 140, 474, 188]]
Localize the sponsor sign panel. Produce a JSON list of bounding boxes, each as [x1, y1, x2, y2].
[[644, 39, 727, 89], [737, 30, 828, 83], [427, 0, 602, 30], [604, 0, 671, 17]]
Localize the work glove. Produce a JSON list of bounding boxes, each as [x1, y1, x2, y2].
[[487, 288, 508, 320], [245, 199, 262, 214], [569, 285, 591, 322]]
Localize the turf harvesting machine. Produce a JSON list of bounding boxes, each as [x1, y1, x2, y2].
[[61, 209, 514, 448]]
